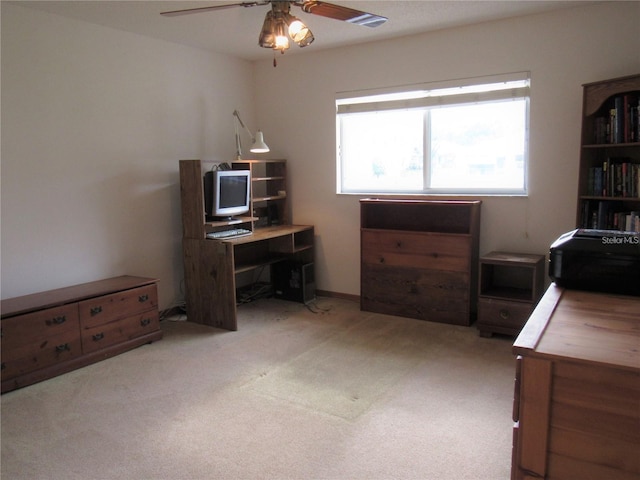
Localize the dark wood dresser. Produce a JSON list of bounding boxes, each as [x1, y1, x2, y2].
[[2, 275, 163, 393], [360, 198, 481, 325]]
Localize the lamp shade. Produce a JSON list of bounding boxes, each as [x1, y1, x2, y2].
[[287, 16, 314, 47], [250, 130, 270, 153], [272, 15, 290, 52], [258, 10, 276, 48]]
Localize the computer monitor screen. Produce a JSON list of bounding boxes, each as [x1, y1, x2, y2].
[[204, 170, 251, 219]]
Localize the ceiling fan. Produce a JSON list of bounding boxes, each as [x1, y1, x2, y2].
[[161, 1, 388, 64]]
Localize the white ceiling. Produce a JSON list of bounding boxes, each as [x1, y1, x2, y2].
[[14, 0, 593, 61]]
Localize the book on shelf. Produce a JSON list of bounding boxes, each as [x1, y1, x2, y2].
[[594, 93, 639, 144], [586, 158, 639, 197], [581, 201, 640, 232]]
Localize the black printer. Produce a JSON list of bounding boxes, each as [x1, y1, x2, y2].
[[549, 229, 640, 296]]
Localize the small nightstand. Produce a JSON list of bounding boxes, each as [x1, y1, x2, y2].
[[477, 251, 545, 337]]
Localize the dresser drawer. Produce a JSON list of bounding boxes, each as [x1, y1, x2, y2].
[[361, 262, 471, 325], [2, 335, 81, 379], [78, 284, 158, 329], [81, 310, 160, 354], [2, 305, 79, 350], [478, 298, 532, 331], [362, 230, 471, 272], [2, 305, 81, 380]]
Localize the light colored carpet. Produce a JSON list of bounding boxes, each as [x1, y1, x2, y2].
[[1, 297, 515, 480], [243, 314, 428, 420]]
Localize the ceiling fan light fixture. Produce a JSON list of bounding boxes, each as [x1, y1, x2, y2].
[[258, 10, 276, 48], [272, 14, 290, 52], [259, 8, 290, 52], [287, 15, 314, 47], [162, 0, 389, 57]]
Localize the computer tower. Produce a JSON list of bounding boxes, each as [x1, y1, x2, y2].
[[272, 261, 315, 304]]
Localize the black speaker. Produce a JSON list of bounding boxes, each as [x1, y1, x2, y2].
[[272, 261, 315, 304]]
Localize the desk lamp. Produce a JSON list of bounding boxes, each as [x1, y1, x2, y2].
[[233, 110, 269, 159]]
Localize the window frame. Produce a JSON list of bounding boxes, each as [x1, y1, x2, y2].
[[336, 72, 530, 196]]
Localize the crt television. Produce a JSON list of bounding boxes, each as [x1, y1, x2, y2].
[[204, 170, 251, 219]]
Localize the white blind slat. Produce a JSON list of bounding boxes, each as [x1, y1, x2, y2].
[[337, 86, 529, 115]]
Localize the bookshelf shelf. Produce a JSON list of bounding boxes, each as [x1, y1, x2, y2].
[[583, 142, 639, 149], [577, 74, 640, 232]]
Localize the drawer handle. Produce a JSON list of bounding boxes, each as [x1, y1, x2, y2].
[[55, 343, 71, 352], [47, 315, 67, 326], [500, 309, 510, 319], [138, 294, 149, 303], [379, 256, 385, 264], [140, 318, 151, 327], [92, 332, 105, 342], [90, 306, 103, 316]]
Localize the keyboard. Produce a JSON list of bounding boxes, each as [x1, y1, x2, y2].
[[207, 228, 253, 240]]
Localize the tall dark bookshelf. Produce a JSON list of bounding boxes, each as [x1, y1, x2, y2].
[[577, 74, 640, 232]]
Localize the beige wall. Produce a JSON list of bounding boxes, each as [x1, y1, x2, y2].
[[2, 2, 639, 306], [1, 3, 254, 306], [253, 2, 640, 296]]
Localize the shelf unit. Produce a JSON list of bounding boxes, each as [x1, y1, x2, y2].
[[577, 74, 640, 231], [477, 251, 545, 338], [179, 159, 314, 331], [233, 159, 288, 229], [360, 198, 481, 326]]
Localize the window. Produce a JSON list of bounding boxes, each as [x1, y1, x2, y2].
[[336, 73, 530, 195]]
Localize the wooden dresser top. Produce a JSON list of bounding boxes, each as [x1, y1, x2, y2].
[[514, 284, 640, 371], [1, 275, 157, 319]]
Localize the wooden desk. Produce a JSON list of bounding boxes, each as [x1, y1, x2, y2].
[[182, 225, 314, 331], [179, 159, 314, 331], [511, 284, 640, 479]]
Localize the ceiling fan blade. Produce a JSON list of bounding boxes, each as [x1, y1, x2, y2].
[[160, 1, 268, 17], [296, 1, 387, 27]]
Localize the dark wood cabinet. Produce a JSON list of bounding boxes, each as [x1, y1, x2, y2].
[[1, 276, 162, 393], [360, 199, 481, 326], [477, 251, 545, 337]]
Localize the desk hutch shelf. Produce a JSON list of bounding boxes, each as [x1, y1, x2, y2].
[[179, 159, 314, 331]]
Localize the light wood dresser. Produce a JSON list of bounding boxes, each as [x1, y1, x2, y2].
[[1, 276, 163, 393], [512, 284, 639, 480]]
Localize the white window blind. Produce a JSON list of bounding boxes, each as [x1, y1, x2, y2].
[[336, 72, 530, 195]]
